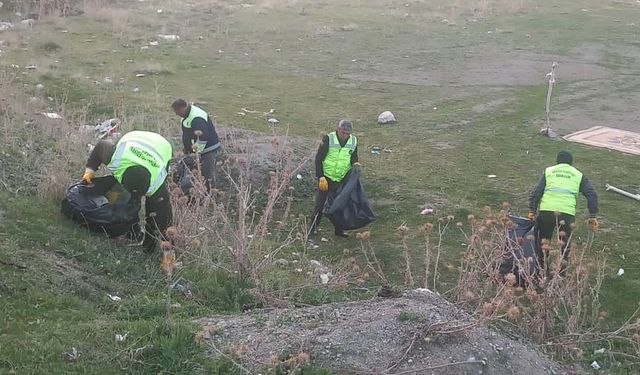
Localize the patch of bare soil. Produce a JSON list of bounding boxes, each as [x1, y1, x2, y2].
[[197, 289, 563, 374], [219, 128, 315, 183], [344, 47, 611, 87], [547, 78, 640, 134]]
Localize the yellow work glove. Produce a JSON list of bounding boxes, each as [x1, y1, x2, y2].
[[105, 190, 123, 204], [588, 218, 599, 233], [527, 211, 536, 221], [82, 169, 95, 184], [318, 177, 329, 192]]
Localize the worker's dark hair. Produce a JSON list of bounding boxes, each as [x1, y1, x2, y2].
[[171, 98, 188, 110], [121, 166, 151, 199], [556, 150, 573, 165], [337, 119, 352, 131]]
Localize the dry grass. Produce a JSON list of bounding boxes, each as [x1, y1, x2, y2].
[[445, 205, 640, 361]]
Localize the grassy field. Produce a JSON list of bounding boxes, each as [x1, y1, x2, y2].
[[2, 0, 640, 373]]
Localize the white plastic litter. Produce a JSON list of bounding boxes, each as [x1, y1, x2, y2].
[[617, 268, 625, 276], [296, 174, 302, 180], [148, 41, 159, 46], [157, 34, 179, 41], [594, 348, 606, 354], [420, 208, 434, 215], [115, 333, 128, 342], [377, 111, 396, 124], [267, 117, 279, 125], [41, 112, 62, 119], [591, 361, 601, 370], [107, 294, 121, 302], [320, 273, 330, 284], [487, 174, 497, 178]]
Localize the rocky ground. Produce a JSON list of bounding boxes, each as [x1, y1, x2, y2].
[[197, 289, 565, 374]]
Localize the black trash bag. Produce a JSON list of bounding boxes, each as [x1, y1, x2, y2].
[[323, 166, 375, 230], [61, 176, 141, 237], [171, 155, 197, 195], [498, 215, 538, 285]]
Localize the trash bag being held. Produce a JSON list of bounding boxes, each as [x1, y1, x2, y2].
[[323, 165, 375, 230], [498, 215, 538, 286], [61, 176, 141, 237]]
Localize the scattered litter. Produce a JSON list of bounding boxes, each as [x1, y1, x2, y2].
[[320, 273, 330, 284], [156, 9, 163, 13], [296, 174, 302, 180], [273, 258, 289, 267], [0, 22, 13, 32], [218, 49, 224, 54], [115, 333, 128, 342], [420, 207, 434, 215], [140, 46, 149, 50], [133, 87, 139, 92], [171, 278, 193, 298], [540, 127, 559, 139], [590, 361, 601, 370], [171, 303, 182, 309], [487, 174, 497, 178], [433, 107, 438, 110], [95, 118, 120, 139], [61, 29, 68, 33], [197, 35, 204, 40], [320, 237, 329, 242], [371, 146, 381, 155], [383, 148, 392, 153], [275, 48, 281, 52], [41, 112, 63, 119], [237, 112, 245, 116], [312, 245, 319, 249], [157, 34, 179, 41], [377, 111, 396, 124], [107, 294, 121, 302], [19, 19, 35, 28], [267, 117, 279, 125], [617, 268, 625, 276], [103, 77, 113, 84], [25, 64, 37, 70], [125, 59, 134, 63], [594, 348, 606, 354], [340, 23, 359, 32], [148, 41, 159, 46], [247, 234, 254, 239], [63, 347, 80, 361], [135, 73, 146, 77], [35, 83, 45, 90]]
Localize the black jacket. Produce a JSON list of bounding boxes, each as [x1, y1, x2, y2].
[[181, 105, 221, 155]]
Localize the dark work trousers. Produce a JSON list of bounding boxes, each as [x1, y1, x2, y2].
[[136, 182, 172, 252], [310, 178, 343, 234], [535, 210, 575, 276], [199, 149, 218, 193]]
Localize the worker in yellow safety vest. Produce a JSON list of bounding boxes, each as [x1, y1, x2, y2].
[[82, 131, 173, 252], [310, 119, 360, 238], [528, 151, 599, 276]]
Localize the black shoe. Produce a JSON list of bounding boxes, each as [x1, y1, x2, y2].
[[334, 229, 349, 238]]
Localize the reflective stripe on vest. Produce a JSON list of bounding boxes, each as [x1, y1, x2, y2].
[[107, 131, 172, 196], [539, 163, 583, 215], [182, 104, 210, 153], [322, 132, 357, 182]]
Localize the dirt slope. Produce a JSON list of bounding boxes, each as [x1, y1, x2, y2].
[[197, 289, 564, 374]]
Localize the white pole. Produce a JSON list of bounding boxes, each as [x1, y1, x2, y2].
[[545, 62, 558, 134], [605, 184, 640, 201]]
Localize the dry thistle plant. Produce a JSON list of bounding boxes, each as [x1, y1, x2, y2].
[[448, 204, 640, 361]]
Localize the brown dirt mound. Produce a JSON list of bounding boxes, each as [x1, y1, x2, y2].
[[196, 289, 564, 374]]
